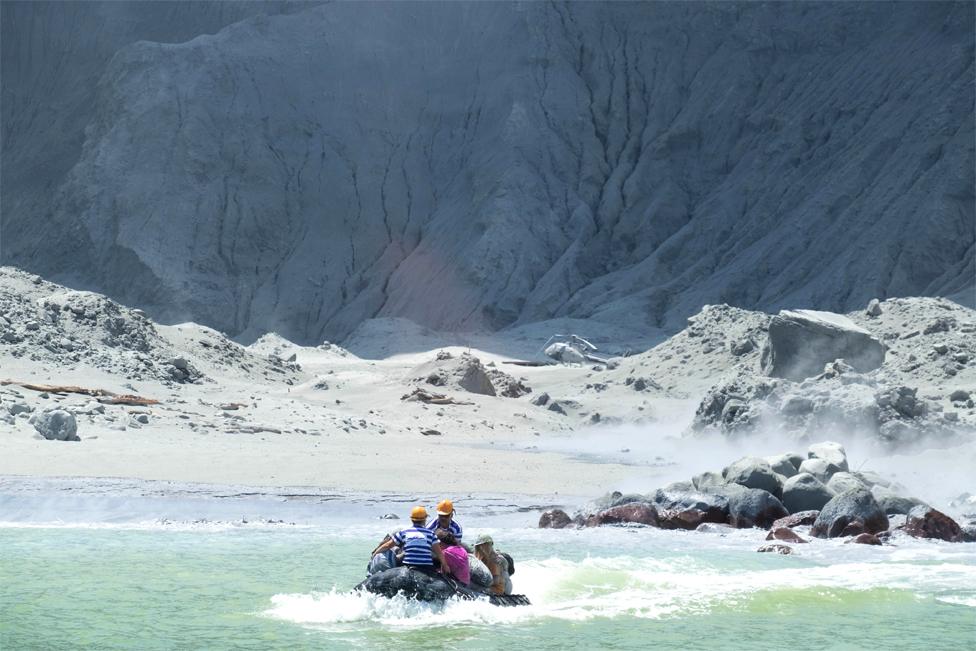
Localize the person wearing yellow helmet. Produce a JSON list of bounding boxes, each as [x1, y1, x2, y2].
[[372, 506, 445, 574], [426, 499, 463, 542]]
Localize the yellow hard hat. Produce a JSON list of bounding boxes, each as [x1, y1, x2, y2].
[[436, 499, 454, 516], [410, 506, 428, 521]]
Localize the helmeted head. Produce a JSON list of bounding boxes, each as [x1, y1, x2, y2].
[[410, 506, 428, 524], [436, 499, 454, 525]]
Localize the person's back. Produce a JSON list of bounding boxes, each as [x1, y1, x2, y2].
[[394, 526, 438, 568], [436, 530, 470, 585]]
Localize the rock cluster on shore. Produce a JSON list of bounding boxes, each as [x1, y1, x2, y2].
[[539, 441, 975, 551]]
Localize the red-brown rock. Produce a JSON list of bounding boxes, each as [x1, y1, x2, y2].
[[840, 520, 866, 537], [757, 543, 793, 554], [900, 508, 964, 542], [538, 509, 574, 529], [584, 502, 658, 527], [766, 527, 808, 543], [772, 510, 820, 529], [845, 533, 883, 545], [657, 508, 708, 530]]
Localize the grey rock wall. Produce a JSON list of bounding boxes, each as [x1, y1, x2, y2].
[[2, 2, 972, 343]]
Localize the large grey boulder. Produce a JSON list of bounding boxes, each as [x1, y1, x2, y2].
[[692, 471, 725, 491], [782, 473, 836, 513], [722, 457, 785, 499], [797, 457, 842, 483], [761, 310, 885, 381], [826, 472, 866, 495], [652, 488, 730, 524], [713, 485, 789, 529], [811, 488, 889, 538], [807, 441, 850, 472], [31, 408, 79, 441], [763, 453, 799, 479], [871, 485, 927, 515]]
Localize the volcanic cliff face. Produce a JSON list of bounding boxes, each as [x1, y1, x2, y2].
[[2, 2, 973, 343]]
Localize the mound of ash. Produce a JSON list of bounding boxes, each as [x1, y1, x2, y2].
[[686, 298, 976, 447], [0, 267, 203, 384], [410, 351, 531, 398], [540, 441, 975, 548]]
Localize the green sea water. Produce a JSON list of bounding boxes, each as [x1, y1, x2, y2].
[[2, 522, 975, 651]]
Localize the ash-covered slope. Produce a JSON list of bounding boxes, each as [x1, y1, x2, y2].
[[2, 2, 973, 344]]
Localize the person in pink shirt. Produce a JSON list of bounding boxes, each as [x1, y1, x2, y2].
[[435, 530, 470, 585]]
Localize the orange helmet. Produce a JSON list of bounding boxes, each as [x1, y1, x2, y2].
[[410, 506, 428, 521], [436, 499, 454, 516]]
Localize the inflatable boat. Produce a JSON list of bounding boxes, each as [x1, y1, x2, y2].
[[356, 566, 531, 607]]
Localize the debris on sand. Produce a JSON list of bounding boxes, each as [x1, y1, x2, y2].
[[400, 388, 473, 405]]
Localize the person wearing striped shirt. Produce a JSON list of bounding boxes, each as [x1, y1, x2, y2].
[[426, 499, 463, 542], [372, 506, 445, 572]]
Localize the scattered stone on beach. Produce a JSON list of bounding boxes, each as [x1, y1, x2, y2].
[[31, 408, 79, 441], [782, 473, 835, 513], [538, 509, 574, 529], [757, 543, 793, 555], [531, 392, 550, 406], [899, 507, 965, 543], [420, 429, 442, 436], [847, 533, 883, 545], [766, 527, 808, 543], [811, 488, 889, 538], [866, 299, 883, 317], [761, 309, 885, 381]]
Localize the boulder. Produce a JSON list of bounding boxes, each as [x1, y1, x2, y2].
[[899, 507, 964, 543], [807, 441, 850, 472], [456, 355, 496, 396], [722, 457, 785, 499], [763, 453, 799, 479], [870, 485, 926, 515], [657, 509, 711, 530], [761, 309, 885, 381], [651, 488, 730, 524], [826, 472, 866, 495], [847, 533, 883, 545], [583, 502, 658, 527], [772, 510, 820, 529], [797, 458, 842, 483], [538, 509, 574, 529], [31, 409, 79, 441], [782, 473, 835, 513], [757, 544, 793, 554], [766, 527, 808, 543], [811, 488, 888, 538], [713, 485, 789, 529], [866, 299, 883, 317], [692, 471, 725, 491]]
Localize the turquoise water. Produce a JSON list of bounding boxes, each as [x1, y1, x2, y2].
[[3, 520, 975, 650]]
